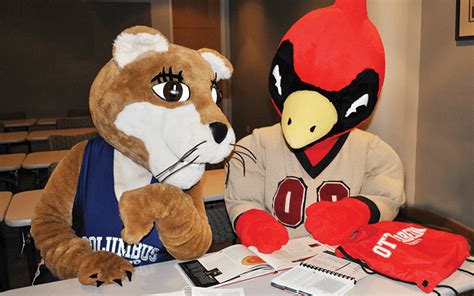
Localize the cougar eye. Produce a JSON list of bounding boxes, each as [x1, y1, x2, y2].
[[211, 86, 222, 104], [152, 81, 190, 102]]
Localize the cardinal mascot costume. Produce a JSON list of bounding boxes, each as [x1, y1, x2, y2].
[[225, 0, 406, 252]]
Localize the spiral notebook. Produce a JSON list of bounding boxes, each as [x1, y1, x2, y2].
[[271, 251, 368, 295]]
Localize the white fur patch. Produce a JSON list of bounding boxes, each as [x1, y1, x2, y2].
[[114, 32, 169, 69], [113, 149, 152, 201], [114, 102, 235, 190], [200, 52, 232, 81]]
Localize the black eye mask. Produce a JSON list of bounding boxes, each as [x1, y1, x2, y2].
[[269, 40, 380, 143]]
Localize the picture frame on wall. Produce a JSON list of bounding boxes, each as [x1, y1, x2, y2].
[[456, 0, 474, 40]]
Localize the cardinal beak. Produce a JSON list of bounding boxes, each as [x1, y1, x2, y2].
[[281, 90, 338, 149]]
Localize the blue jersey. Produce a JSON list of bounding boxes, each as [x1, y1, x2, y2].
[[72, 136, 173, 266], [35, 137, 174, 284]]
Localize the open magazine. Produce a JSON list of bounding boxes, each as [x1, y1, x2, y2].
[[177, 237, 332, 288]]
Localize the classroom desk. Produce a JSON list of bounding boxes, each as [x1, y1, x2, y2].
[[1, 252, 472, 295], [36, 118, 57, 126], [22, 150, 69, 170], [1, 118, 37, 129], [0, 191, 12, 291], [0, 154, 26, 172], [4, 190, 42, 228], [0, 132, 28, 145], [4, 190, 43, 281], [27, 128, 97, 142], [202, 169, 225, 203], [0, 154, 25, 191], [0, 192, 12, 222]]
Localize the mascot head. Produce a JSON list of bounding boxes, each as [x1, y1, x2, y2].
[[269, 0, 385, 149], [90, 26, 235, 189]]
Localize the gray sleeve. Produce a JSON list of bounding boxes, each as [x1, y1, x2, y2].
[[357, 136, 406, 222], [224, 131, 267, 229]]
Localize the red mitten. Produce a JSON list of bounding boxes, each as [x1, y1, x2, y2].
[[305, 198, 371, 245], [235, 209, 289, 254]]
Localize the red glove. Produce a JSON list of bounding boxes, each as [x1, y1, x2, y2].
[[305, 198, 371, 245], [235, 209, 289, 254]]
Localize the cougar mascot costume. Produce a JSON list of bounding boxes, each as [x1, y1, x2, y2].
[[31, 26, 235, 286], [225, 0, 406, 253]]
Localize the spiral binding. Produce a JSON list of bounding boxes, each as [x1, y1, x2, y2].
[[300, 262, 357, 284]]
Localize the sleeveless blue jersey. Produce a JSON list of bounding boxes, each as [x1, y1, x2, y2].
[[72, 136, 173, 266]]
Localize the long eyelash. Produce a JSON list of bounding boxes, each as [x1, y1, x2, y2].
[[151, 67, 184, 83], [211, 73, 218, 86]]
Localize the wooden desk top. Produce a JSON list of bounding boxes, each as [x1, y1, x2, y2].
[[27, 127, 97, 141], [0, 191, 12, 222], [36, 117, 58, 126], [202, 169, 225, 202], [0, 131, 28, 144], [4, 190, 43, 227], [0, 153, 27, 172], [1, 118, 37, 128], [22, 150, 70, 169]]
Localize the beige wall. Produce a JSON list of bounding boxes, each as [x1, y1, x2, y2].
[[365, 0, 422, 206], [416, 0, 474, 227]]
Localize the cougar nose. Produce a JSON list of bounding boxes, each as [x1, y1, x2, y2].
[[209, 122, 228, 144]]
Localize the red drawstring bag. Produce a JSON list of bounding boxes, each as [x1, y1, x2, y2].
[[335, 221, 470, 293]]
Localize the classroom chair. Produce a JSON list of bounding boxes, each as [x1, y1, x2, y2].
[[66, 109, 91, 117], [47, 132, 98, 151], [55, 116, 94, 129]]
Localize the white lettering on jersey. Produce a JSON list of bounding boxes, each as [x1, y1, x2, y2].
[[83, 236, 161, 265], [284, 191, 291, 213], [372, 226, 427, 258]]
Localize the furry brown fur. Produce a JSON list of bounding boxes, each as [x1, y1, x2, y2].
[[31, 26, 234, 286]]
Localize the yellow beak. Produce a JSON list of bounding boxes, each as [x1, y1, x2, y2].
[[281, 90, 338, 149]]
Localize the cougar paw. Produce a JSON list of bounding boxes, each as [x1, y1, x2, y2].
[[78, 251, 134, 286], [121, 223, 153, 245]]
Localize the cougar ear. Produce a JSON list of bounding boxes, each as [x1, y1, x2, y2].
[[113, 26, 169, 69], [198, 48, 233, 81]]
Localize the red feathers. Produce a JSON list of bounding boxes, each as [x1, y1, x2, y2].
[[282, 0, 385, 93]]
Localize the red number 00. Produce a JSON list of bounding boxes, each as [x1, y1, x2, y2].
[[317, 181, 350, 202], [272, 177, 307, 228]]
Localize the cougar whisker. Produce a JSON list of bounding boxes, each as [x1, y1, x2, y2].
[[233, 150, 257, 164], [155, 140, 206, 180], [161, 155, 200, 183], [230, 156, 246, 177], [229, 143, 257, 161]]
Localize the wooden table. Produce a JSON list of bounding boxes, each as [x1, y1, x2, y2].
[[0, 153, 26, 191], [27, 128, 97, 142], [36, 117, 57, 126], [1, 118, 37, 129], [0, 191, 12, 222], [202, 169, 225, 203], [0, 131, 28, 145], [22, 150, 69, 170], [0, 153, 26, 172], [4, 190, 42, 228], [4, 190, 43, 281], [0, 191, 12, 290]]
